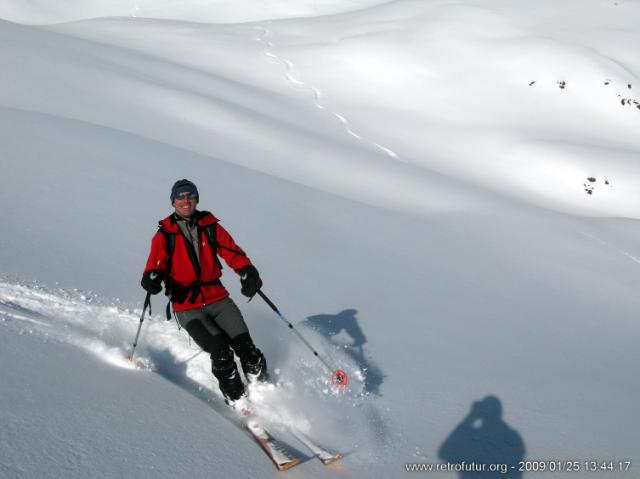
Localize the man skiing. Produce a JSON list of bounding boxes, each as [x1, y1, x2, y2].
[[141, 179, 268, 408]]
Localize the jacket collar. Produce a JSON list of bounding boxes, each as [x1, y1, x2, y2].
[[159, 210, 218, 233]]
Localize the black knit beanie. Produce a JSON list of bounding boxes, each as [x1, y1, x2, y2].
[[170, 179, 199, 202]]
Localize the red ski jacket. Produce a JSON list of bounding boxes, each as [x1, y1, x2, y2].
[[143, 211, 252, 312]]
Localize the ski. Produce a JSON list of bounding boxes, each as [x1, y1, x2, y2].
[[289, 427, 342, 465], [234, 387, 341, 467], [244, 418, 301, 471]]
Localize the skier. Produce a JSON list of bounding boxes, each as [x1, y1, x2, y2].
[[141, 179, 268, 408]]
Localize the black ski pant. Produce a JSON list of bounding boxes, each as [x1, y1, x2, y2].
[[174, 297, 265, 400]]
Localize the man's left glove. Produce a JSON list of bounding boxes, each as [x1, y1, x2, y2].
[[141, 270, 163, 295], [238, 265, 262, 298]]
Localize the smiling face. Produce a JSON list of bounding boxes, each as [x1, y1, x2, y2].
[[172, 192, 198, 219]]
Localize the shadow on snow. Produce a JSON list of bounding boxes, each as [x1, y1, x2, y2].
[[303, 309, 384, 396], [439, 395, 526, 478]]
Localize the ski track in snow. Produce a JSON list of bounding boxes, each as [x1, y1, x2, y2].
[[580, 231, 640, 266], [0, 280, 377, 445], [254, 24, 404, 162]]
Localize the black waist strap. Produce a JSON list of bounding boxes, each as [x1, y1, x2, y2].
[[165, 279, 222, 320]]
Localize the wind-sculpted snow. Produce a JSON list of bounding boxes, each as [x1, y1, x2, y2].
[[1, 0, 640, 476], [0, 0, 391, 25], [3, 1, 639, 218]]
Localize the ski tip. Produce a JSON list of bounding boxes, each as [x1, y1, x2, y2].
[[277, 458, 301, 471], [246, 420, 302, 471], [320, 454, 343, 466]]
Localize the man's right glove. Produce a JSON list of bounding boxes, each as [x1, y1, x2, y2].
[[238, 265, 262, 298], [141, 270, 163, 295]]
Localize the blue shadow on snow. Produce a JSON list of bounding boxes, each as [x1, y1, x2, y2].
[[304, 309, 384, 396], [439, 396, 526, 478]]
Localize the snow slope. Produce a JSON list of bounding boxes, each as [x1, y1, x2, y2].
[[0, 324, 264, 479], [1, 0, 639, 477]]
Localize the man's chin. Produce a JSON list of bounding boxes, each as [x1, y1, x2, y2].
[[175, 209, 195, 219]]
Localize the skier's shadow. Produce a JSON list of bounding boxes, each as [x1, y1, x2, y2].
[[438, 396, 526, 478], [303, 309, 384, 395], [145, 347, 224, 412]]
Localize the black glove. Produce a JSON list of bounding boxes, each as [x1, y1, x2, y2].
[[238, 265, 262, 298], [141, 270, 163, 295]]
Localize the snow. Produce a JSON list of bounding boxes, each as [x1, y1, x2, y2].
[[1, 0, 639, 477], [0, 314, 268, 479]]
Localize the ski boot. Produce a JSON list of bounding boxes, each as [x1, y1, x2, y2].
[[233, 333, 269, 383], [242, 351, 269, 384]]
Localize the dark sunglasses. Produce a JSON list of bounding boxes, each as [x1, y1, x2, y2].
[[175, 192, 198, 201]]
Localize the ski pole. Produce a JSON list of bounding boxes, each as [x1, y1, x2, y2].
[[256, 290, 348, 387], [127, 290, 152, 361]]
